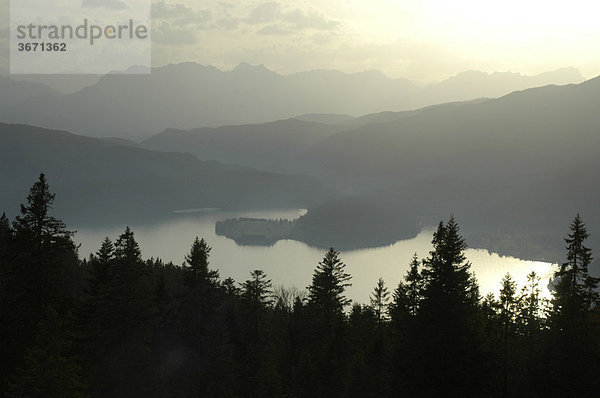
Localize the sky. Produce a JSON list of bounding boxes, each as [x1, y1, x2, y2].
[[1, 0, 599, 81]]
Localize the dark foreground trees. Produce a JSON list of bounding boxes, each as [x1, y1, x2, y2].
[[549, 214, 600, 395], [1, 174, 84, 396], [412, 217, 486, 396], [1, 175, 599, 397]]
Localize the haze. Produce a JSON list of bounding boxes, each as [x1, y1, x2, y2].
[[1, 0, 600, 81], [148, 0, 600, 81]]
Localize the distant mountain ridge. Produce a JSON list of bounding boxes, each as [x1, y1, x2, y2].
[[1, 66, 596, 263], [0, 64, 584, 139], [0, 123, 333, 225], [139, 76, 600, 263], [142, 118, 344, 172], [293, 76, 600, 263]]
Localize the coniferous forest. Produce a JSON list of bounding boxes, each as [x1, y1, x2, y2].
[[1, 174, 599, 397]]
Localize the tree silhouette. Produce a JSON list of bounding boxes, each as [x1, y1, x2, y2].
[[241, 270, 273, 307], [85, 227, 157, 397], [184, 237, 219, 289], [549, 214, 599, 395], [3, 175, 600, 396], [416, 217, 484, 396], [370, 277, 390, 326], [306, 248, 352, 397], [499, 273, 517, 396], [308, 248, 352, 317], [2, 174, 83, 396]]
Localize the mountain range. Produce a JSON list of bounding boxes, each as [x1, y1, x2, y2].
[[1, 64, 597, 264], [141, 76, 600, 263], [294, 77, 600, 262], [0, 64, 584, 139], [0, 123, 332, 226], [142, 118, 343, 172]]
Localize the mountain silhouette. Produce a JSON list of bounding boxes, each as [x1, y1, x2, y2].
[[0, 123, 333, 225], [2, 64, 583, 139]]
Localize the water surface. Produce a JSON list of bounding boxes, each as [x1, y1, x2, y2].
[[75, 209, 555, 303]]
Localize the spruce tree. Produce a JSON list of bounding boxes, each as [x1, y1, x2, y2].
[[511, 271, 546, 395], [87, 227, 157, 397], [13, 174, 74, 254], [88, 237, 114, 295], [404, 253, 423, 317], [415, 217, 483, 396], [241, 270, 273, 307], [222, 276, 241, 296], [346, 304, 379, 398], [308, 248, 352, 318], [499, 273, 517, 396], [238, 270, 275, 397], [2, 175, 82, 396], [389, 254, 422, 329], [370, 277, 390, 325], [553, 214, 598, 317], [549, 215, 599, 395], [96, 237, 115, 265], [516, 271, 543, 337], [11, 173, 78, 312], [306, 248, 352, 398], [184, 237, 219, 288], [114, 226, 141, 263], [388, 253, 425, 394], [180, 237, 220, 329]]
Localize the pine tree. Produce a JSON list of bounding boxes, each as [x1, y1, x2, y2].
[[346, 304, 378, 398], [553, 214, 598, 317], [549, 215, 599, 395], [11, 174, 78, 311], [11, 171, 75, 280], [306, 248, 352, 397], [184, 237, 219, 288], [222, 277, 241, 296], [241, 270, 273, 307], [88, 237, 114, 295], [238, 270, 275, 397], [83, 237, 116, 345], [111, 227, 155, 338], [389, 254, 422, 329], [96, 237, 115, 265], [2, 175, 82, 396], [366, 278, 392, 396], [516, 271, 543, 337], [388, 254, 425, 394], [370, 277, 390, 325], [180, 237, 221, 336], [404, 253, 423, 317], [499, 273, 517, 396], [511, 271, 546, 395], [420, 219, 479, 312], [86, 227, 157, 397], [415, 217, 483, 396], [114, 226, 141, 263], [308, 247, 352, 317]]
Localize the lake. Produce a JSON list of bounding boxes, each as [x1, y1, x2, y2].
[[75, 208, 556, 304]]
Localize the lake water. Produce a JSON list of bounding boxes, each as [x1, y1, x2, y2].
[[75, 208, 556, 304]]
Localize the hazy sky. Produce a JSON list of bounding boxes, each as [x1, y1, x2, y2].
[[2, 0, 599, 81], [152, 0, 600, 82]]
